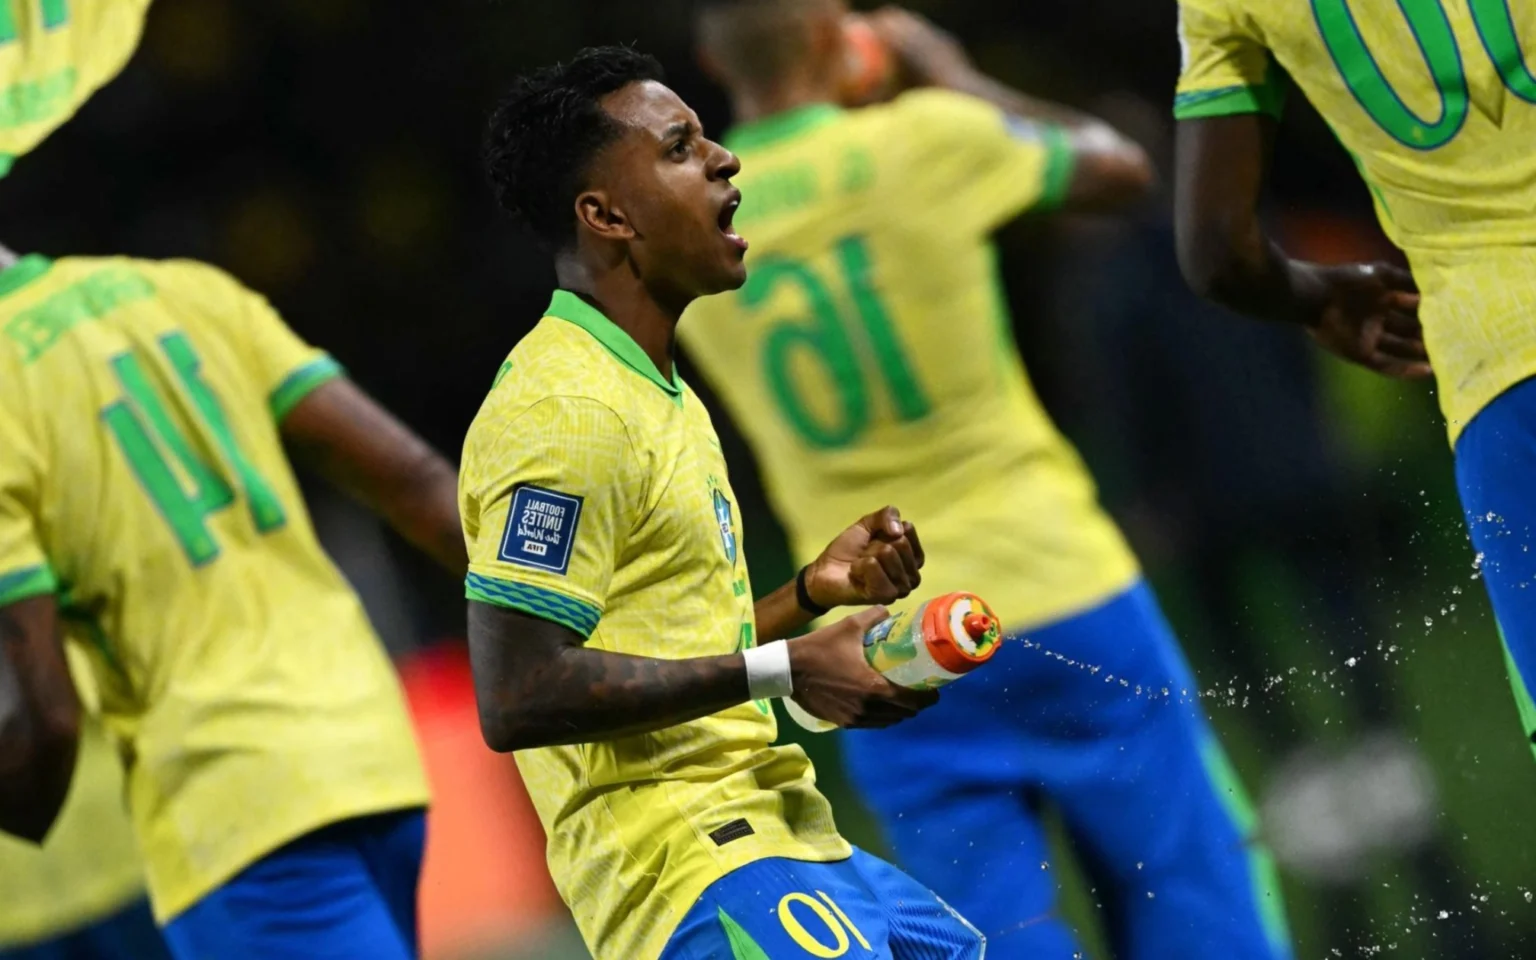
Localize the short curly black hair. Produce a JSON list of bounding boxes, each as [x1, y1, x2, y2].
[[484, 46, 667, 251]]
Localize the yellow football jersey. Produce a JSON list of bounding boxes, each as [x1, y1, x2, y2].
[[0, 0, 152, 175], [0, 254, 429, 921], [0, 647, 143, 948], [1175, 0, 1536, 440], [460, 291, 849, 960], [682, 92, 1140, 635]]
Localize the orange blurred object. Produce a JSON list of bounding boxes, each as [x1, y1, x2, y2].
[[400, 643, 563, 960], [842, 15, 893, 106]]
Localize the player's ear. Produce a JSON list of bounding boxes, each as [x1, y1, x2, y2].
[[575, 189, 634, 243]]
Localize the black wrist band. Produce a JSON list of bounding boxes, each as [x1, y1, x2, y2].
[[795, 565, 830, 617]]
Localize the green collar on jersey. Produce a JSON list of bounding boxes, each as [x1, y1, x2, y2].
[[724, 102, 843, 152], [546, 289, 682, 398], [0, 254, 53, 299]]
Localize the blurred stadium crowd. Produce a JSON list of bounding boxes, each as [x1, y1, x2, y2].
[[5, 1, 1534, 957]]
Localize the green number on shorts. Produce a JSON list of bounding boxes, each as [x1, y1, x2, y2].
[[1314, 0, 1536, 148], [777, 891, 872, 958], [0, 0, 70, 44], [739, 234, 930, 450], [102, 332, 287, 565]]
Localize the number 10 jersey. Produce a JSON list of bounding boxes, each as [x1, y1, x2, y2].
[[0, 255, 428, 922], [681, 92, 1139, 635], [1175, 0, 1536, 441]]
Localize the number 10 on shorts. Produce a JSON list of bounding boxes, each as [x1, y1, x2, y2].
[[778, 891, 871, 958]]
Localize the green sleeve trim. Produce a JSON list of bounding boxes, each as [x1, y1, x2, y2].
[[0, 154, 13, 179], [0, 564, 58, 606], [465, 572, 601, 638], [1174, 78, 1286, 121], [269, 355, 345, 422], [1035, 125, 1077, 212]]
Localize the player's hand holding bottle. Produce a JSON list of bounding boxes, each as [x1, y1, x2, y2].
[[781, 506, 936, 729], [787, 606, 938, 729]]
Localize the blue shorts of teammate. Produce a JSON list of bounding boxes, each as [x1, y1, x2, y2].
[[162, 809, 425, 960], [662, 847, 983, 960], [1455, 374, 1536, 761], [844, 581, 1292, 960], [0, 898, 170, 960]]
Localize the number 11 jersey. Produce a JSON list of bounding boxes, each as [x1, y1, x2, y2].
[[1175, 0, 1536, 441], [0, 255, 428, 922], [682, 92, 1139, 634]]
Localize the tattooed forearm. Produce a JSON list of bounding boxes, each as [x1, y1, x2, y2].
[[466, 601, 750, 751], [0, 597, 79, 842]]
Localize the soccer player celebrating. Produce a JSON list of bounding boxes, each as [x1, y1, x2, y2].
[[465, 46, 983, 960], [1172, 2, 1531, 756], [0, 245, 466, 959], [682, 2, 1293, 957]]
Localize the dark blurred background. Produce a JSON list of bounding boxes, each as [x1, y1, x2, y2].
[[8, 1, 1536, 957]]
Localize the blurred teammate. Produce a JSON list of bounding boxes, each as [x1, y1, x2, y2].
[[0, 0, 151, 175], [685, 3, 1292, 957], [0, 4, 164, 958], [1172, 0, 1533, 760], [0, 247, 466, 959], [465, 46, 984, 960]]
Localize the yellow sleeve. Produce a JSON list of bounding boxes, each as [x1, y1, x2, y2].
[[0, 386, 53, 607], [1174, 0, 1287, 120], [895, 88, 1076, 233], [461, 396, 640, 639], [160, 261, 344, 422]]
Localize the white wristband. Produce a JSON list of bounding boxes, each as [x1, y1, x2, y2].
[[743, 642, 794, 700]]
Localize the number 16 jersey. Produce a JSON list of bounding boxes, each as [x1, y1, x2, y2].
[[1175, 0, 1536, 441], [0, 255, 428, 922], [682, 92, 1139, 634]]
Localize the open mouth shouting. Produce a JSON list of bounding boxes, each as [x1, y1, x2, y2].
[[718, 189, 748, 253]]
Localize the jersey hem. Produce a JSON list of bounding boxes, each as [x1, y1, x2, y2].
[[268, 355, 344, 422], [0, 563, 58, 606], [1447, 364, 1536, 446], [149, 791, 430, 924], [0, 872, 147, 948], [466, 571, 601, 637]]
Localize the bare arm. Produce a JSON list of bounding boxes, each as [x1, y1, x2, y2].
[[468, 597, 931, 752], [870, 7, 1152, 212], [281, 378, 467, 577], [467, 602, 750, 751], [1174, 115, 1430, 378], [0, 596, 78, 843]]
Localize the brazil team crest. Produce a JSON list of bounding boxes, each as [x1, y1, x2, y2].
[[712, 486, 737, 565]]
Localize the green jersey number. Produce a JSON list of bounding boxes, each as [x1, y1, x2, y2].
[[0, 0, 70, 43], [1315, 0, 1536, 149], [102, 332, 287, 566], [740, 235, 930, 450]]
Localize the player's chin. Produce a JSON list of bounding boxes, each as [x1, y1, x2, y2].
[[719, 255, 748, 290], [700, 247, 749, 293]]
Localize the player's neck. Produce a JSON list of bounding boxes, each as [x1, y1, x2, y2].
[[555, 261, 681, 383], [730, 76, 840, 124]]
